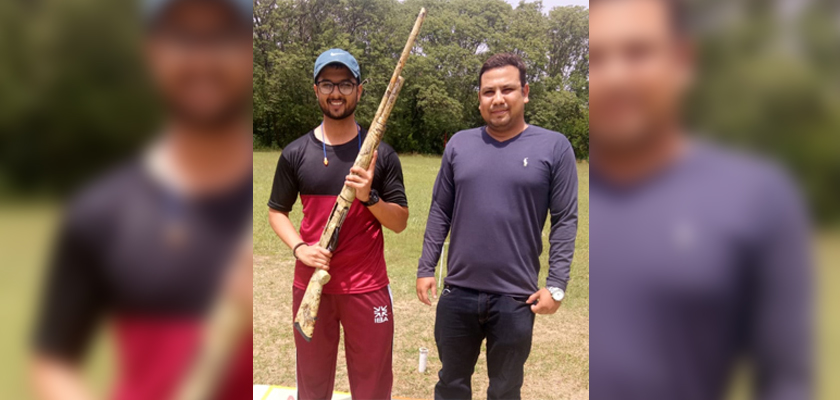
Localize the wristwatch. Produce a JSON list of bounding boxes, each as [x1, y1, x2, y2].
[[361, 189, 380, 207], [547, 286, 565, 302]]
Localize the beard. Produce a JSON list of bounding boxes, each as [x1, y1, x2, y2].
[[484, 106, 515, 131], [486, 115, 511, 130], [167, 94, 251, 132], [319, 98, 357, 120]]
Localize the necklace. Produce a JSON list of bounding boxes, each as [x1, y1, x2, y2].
[[320, 121, 361, 167]]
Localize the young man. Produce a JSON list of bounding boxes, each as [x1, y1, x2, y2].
[[416, 53, 579, 400], [31, 1, 254, 399], [267, 49, 409, 400], [589, 0, 810, 399]]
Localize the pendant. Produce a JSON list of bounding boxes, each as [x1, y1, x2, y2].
[[324, 157, 329, 166]]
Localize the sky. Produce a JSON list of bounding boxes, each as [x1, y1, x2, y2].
[[505, 0, 589, 10]]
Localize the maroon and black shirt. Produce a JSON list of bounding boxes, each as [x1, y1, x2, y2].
[[268, 129, 407, 294], [33, 160, 252, 400]]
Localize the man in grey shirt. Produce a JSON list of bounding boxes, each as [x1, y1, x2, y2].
[[416, 53, 578, 400]]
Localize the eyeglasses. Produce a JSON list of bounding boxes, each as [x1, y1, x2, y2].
[[317, 80, 357, 95]]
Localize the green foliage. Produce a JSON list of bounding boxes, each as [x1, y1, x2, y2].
[[253, 0, 590, 158], [0, 0, 158, 195], [685, 1, 840, 224]]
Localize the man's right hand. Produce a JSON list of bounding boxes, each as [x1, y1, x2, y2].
[[294, 244, 332, 271], [416, 277, 437, 306]]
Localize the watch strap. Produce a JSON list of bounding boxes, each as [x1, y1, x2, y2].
[[361, 189, 380, 207]]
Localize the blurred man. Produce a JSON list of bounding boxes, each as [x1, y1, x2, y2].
[[416, 53, 578, 400], [589, 0, 811, 399], [30, 0, 253, 399], [267, 49, 409, 399]]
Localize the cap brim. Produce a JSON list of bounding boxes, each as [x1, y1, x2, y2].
[[314, 61, 360, 81]]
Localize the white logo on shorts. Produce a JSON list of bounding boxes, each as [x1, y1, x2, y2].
[[523, 157, 529, 167], [373, 306, 388, 324]]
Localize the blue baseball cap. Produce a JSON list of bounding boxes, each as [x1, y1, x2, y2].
[[144, 0, 253, 24], [314, 49, 361, 82]]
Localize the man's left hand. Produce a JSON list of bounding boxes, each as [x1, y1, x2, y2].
[[346, 150, 378, 202], [527, 288, 561, 315]]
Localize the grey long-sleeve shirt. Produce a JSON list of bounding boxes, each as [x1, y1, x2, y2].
[[591, 142, 812, 400], [417, 125, 578, 296]]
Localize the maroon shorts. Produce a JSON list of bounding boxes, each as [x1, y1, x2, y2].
[[292, 285, 394, 400]]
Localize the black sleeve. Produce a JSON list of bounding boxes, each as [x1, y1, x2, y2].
[[32, 210, 106, 363], [375, 146, 408, 207], [267, 151, 299, 212]]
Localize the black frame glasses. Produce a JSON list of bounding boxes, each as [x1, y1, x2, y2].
[[317, 80, 357, 95]]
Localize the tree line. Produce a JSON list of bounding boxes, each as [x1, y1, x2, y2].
[[253, 0, 590, 158], [3, 0, 838, 223]]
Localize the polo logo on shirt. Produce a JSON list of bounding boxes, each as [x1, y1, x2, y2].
[[523, 157, 529, 167], [373, 306, 389, 324], [674, 219, 696, 251]]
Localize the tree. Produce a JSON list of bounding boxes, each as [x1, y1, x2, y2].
[[253, 0, 590, 159]]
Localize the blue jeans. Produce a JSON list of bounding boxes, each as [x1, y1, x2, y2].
[[434, 285, 536, 400]]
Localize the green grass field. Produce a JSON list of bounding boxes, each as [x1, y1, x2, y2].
[[0, 153, 836, 399], [252, 152, 591, 399], [0, 204, 114, 400]]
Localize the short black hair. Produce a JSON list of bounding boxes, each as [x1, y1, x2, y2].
[[591, 0, 689, 35], [479, 53, 527, 88]]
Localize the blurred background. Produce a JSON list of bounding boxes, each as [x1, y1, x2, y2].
[[679, 1, 840, 393], [1, 0, 254, 398], [0, 1, 159, 198], [681, 0, 840, 397], [684, 0, 840, 227], [588, 0, 839, 398], [1, 1, 156, 398]]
